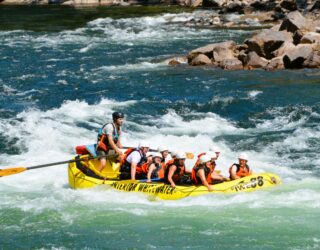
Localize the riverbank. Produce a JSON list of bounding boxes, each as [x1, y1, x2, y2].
[[168, 9, 320, 70]]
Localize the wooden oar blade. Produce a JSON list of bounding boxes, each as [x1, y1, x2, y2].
[[0, 167, 27, 177], [186, 152, 194, 159]]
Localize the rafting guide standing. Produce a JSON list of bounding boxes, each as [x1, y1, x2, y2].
[[96, 112, 124, 172]]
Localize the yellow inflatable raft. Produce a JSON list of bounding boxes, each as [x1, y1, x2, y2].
[[68, 154, 281, 200]]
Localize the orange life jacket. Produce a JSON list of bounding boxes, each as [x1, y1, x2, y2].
[[229, 163, 251, 178], [194, 152, 206, 167], [164, 159, 185, 183], [96, 123, 120, 152], [191, 163, 214, 185], [137, 162, 165, 178]]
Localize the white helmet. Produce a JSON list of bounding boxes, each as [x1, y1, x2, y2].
[[206, 151, 217, 159], [158, 146, 169, 152], [153, 152, 163, 159], [170, 150, 178, 157], [200, 154, 212, 164], [238, 153, 249, 161], [210, 146, 220, 153], [146, 152, 153, 157], [176, 152, 186, 159], [138, 141, 150, 148]]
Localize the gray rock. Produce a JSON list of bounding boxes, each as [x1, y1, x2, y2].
[[303, 50, 320, 68], [283, 44, 314, 68], [190, 54, 212, 66], [220, 58, 243, 70], [188, 44, 217, 62], [309, 0, 320, 11], [245, 51, 269, 68], [212, 41, 236, 62], [272, 41, 296, 57], [279, 11, 312, 33], [264, 56, 285, 70], [300, 32, 320, 44], [245, 29, 293, 59]]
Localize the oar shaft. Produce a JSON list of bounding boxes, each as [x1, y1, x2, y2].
[[26, 157, 93, 170]]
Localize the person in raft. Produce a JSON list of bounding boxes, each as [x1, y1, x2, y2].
[[206, 151, 229, 183], [96, 112, 124, 172], [164, 152, 187, 188], [210, 145, 221, 160], [137, 152, 164, 183], [229, 153, 252, 180], [157, 146, 172, 164], [120, 141, 149, 180], [191, 154, 214, 191]]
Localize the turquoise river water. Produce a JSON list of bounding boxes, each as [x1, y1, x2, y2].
[[0, 6, 320, 250]]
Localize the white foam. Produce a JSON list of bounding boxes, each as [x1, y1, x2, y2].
[[248, 90, 263, 99], [95, 61, 165, 73], [0, 96, 319, 210]]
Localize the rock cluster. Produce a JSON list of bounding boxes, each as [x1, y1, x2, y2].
[[176, 11, 320, 70]]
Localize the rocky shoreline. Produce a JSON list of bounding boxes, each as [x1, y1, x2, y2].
[[167, 2, 320, 70]]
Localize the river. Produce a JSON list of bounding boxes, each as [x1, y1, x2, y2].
[[0, 5, 320, 249]]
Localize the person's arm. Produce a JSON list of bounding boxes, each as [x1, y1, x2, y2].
[[230, 165, 240, 180], [197, 169, 213, 192], [147, 164, 156, 183], [131, 162, 137, 181], [116, 136, 122, 149], [167, 165, 177, 188], [211, 172, 229, 181]]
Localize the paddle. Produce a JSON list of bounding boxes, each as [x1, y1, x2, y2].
[[123, 146, 194, 159], [0, 156, 93, 178]]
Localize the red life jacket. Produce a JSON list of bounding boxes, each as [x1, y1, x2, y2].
[[229, 163, 251, 178], [191, 163, 213, 185]]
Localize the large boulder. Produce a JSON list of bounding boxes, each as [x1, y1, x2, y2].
[[245, 51, 269, 68], [280, 0, 298, 11], [300, 32, 320, 44], [264, 56, 285, 70], [245, 29, 293, 59], [303, 50, 320, 68], [212, 41, 236, 62], [190, 54, 212, 66], [309, 0, 320, 11], [272, 41, 296, 57], [187, 44, 217, 62], [283, 44, 314, 68], [279, 11, 312, 33], [220, 58, 243, 70]]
